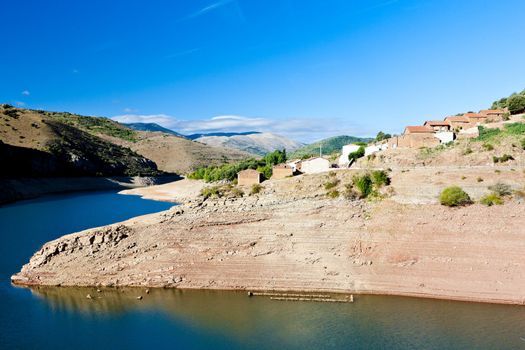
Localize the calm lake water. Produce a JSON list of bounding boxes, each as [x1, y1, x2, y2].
[[1, 191, 525, 349]]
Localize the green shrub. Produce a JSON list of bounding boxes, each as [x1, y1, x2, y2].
[[250, 184, 263, 195], [521, 138, 525, 150], [324, 179, 340, 190], [502, 112, 511, 121], [493, 154, 514, 163], [327, 190, 340, 198], [482, 143, 494, 151], [488, 182, 512, 196], [343, 183, 358, 200], [200, 186, 223, 199], [328, 171, 337, 177], [371, 170, 390, 187], [480, 193, 503, 206], [504, 122, 525, 135], [477, 177, 484, 182], [439, 186, 472, 207], [477, 127, 501, 142], [230, 187, 244, 198], [508, 95, 525, 114], [353, 174, 373, 198], [463, 148, 473, 155]]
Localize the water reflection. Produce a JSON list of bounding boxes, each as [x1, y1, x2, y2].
[[28, 286, 525, 350]]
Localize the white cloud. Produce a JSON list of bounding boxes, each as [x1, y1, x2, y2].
[[111, 113, 373, 143], [123, 107, 138, 113], [15, 101, 26, 107], [112, 114, 177, 127], [21, 90, 30, 96], [185, 0, 234, 20]]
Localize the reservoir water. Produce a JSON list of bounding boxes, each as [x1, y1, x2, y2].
[[1, 191, 525, 349]]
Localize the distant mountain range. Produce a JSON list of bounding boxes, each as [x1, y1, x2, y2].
[[289, 135, 372, 159], [194, 132, 304, 156], [123, 123, 303, 156], [122, 122, 370, 158], [186, 131, 260, 140]]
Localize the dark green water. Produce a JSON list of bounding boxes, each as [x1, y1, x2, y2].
[[1, 191, 525, 349]]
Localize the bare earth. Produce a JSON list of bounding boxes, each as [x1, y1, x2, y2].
[[12, 167, 525, 304]]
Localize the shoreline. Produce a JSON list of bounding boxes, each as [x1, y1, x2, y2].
[[11, 169, 525, 306], [17, 284, 525, 306], [0, 175, 181, 206]]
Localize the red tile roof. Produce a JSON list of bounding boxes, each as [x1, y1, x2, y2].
[[480, 109, 505, 115], [424, 120, 451, 127], [444, 115, 470, 123], [404, 126, 434, 134], [463, 112, 486, 119]]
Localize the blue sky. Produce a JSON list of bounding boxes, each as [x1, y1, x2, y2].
[[2, 0, 525, 142]]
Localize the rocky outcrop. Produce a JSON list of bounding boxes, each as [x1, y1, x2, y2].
[[12, 178, 525, 304]]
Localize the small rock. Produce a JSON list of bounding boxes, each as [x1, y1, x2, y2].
[[145, 289, 150, 294], [86, 294, 92, 299], [96, 289, 101, 293], [137, 296, 143, 300]]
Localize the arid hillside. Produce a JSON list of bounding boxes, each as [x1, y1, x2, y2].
[[0, 105, 253, 176], [356, 115, 525, 169]]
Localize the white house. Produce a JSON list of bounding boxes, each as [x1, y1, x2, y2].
[[339, 144, 362, 166], [365, 143, 389, 156], [301, 157, 331, 174], [434, 131, 455, 144], [286, 159, 302, 172]]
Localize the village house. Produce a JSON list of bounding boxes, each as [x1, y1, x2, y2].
[[271, 164, 294, 179], [423, 121, 454, 143], [237, 169, 262, 186], [285, 159, 302, 172], [457, 126, 480, 139], [423, 120, 451, 132], [479, 109, 506, 120], [300, 157, 331, 174], [444, 115, 472, 130], [338, 144, 362, 166], [389, 126, 440, 149], [364, 142, 388, 156], [463, 112, 488, 125]]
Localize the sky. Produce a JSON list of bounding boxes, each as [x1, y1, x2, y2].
[[2, 0, 525, 142]]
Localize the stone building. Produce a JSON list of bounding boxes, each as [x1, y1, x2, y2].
[[300, 157, 330, 174], [237, 169, 262, 186], [271, 164, 294, 179], [444, 115, 472, 130]]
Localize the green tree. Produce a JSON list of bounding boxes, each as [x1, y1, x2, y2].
[[348, 146, 365, 162], [375, 131, 392, 142], [507, 95, 525, 114], [263, 149, 286, 165]]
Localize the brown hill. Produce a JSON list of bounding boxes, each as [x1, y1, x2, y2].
[[0, 105, 253, 176]]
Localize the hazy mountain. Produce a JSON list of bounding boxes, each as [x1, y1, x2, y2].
[[186, 131, 260, 140], [123, 122, 184, 137], [288, 135, 372, 159], [194, 132, 304, 156]]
